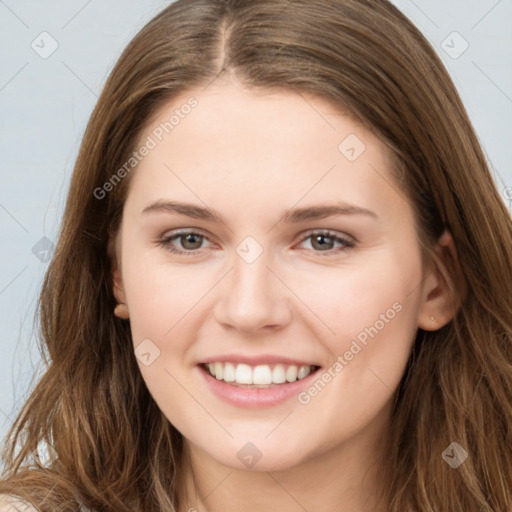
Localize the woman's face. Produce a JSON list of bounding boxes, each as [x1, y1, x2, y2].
[[113, 79, 436, 472]]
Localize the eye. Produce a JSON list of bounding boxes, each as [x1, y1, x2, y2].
[[157, 229, 355, 256], [296, 230, 355, 255], [157, 230, 212, 256]]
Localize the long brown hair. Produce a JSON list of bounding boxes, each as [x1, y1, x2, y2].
[[1, 1, 511, 510]]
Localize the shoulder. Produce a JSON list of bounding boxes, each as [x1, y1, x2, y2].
[[0, 495, 39, 512]]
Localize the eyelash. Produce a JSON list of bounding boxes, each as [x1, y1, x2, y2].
[[156, 229, 355, 257]]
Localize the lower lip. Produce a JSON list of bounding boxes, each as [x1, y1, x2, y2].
[[197, 364, 320, 408]]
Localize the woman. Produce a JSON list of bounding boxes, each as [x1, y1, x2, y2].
[[1, 0, 511, 510]]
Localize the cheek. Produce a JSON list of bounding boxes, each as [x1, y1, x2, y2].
[[291, 271, 421, 448], [300, 249, 422, 346], [123, 254, 206, 424], [124, 239, 423, 358], [122, 246, 214, 340], [119, 234, 424, 461], [296, 250, 423, 417]]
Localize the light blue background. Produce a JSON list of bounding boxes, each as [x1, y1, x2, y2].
[[1, 0, 511, 450]]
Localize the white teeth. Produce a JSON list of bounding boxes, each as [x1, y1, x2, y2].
[[235, 363, 253, 384], [272, 364, 286, 384], [223, 362, 236, 382], [253, 365, 272, 385], [285, 365, 298, 382], [297, 365, 310, 380], [204, 362, 315, 386], [214, 362, 223, 380]]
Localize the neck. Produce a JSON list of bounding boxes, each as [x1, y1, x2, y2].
[[176, 405, 391, 512]]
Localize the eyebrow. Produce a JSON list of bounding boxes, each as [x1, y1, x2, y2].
[[142, 200, 378, 224], [141, 200, 378, 223]]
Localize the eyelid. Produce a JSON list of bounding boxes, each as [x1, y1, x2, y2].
[[158, 228, 355, 256], [159, 227, 355, 243], [297, 228, 356, 244], [160, 227, 210, 239]]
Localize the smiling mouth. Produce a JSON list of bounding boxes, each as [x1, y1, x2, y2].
[[200, 362, 321, 388]]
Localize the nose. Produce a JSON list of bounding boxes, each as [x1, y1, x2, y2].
[[214, 249, 292, 334]]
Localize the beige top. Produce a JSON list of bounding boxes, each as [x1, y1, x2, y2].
[[0, 495, 39, 512]]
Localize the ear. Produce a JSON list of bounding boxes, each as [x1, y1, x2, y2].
[[417, 229, 465, 331], [108, 234, 129, 319]]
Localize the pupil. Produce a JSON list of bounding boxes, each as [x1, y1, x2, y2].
[[183, 234, 202, 249], [313, 235, 333, 251]]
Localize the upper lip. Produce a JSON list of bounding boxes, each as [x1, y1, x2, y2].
[[197, 354, 321, 367]]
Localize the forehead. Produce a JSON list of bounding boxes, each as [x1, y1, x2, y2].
[[124, 81, 407, 224], [141, 80, 364, 152]]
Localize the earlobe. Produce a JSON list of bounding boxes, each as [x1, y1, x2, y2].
[[417, 229, 465, 331], [113, 303, 130, 320], [108, 235, 130, 320]]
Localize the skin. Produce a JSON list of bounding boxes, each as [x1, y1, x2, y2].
[[111, 76, 458, 512]]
